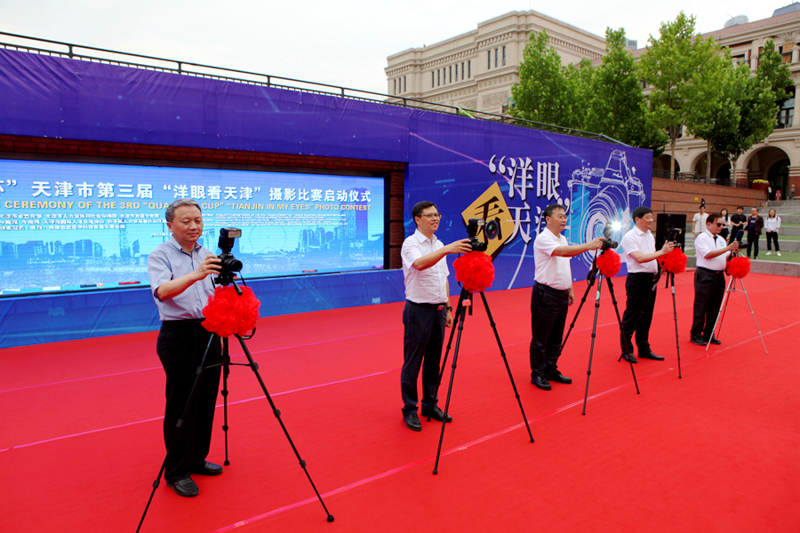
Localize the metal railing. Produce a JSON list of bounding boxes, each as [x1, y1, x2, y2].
[[0, 30, 626, 145]]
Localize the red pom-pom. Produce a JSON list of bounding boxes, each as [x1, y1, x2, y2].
[[202, 285, 261, 337], [596, 249, 621, 277], [726, 256, 751, 279], [658, 249, 687, 274], [453, 251, 495, 293]]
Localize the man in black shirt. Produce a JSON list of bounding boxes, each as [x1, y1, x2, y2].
[[729, 206, 747, 244]]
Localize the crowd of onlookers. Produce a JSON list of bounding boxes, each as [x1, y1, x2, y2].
[[693, 203, 782, 260]]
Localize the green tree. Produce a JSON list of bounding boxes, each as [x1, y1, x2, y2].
[[639, 12, 719, 178], [511, 30, 582, 129], [683, 49, 737, 182], [757, 39, 793, 104], [583, 28, 667, 153]]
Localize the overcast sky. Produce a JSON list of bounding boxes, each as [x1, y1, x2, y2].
[[0, 1, 791, 95]]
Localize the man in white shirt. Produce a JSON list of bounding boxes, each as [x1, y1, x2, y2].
[[692, 204, 708, 239], [619, 206, 675, 363], [530, 204, 605, 390], [690, 213, 739, 346], [400, 201, 472, 431]]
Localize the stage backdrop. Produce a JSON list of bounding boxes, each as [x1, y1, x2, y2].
[[0, 48, 651, 347]]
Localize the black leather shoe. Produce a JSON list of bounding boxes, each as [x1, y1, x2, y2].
[[404, 411, 422, 431], [638, 351, 665, 361], [690, 336, 705, 346], [708, 336, 721, 345], [167, 477, 199, 497], [193, 461, 223, 476], [621, 352, 637, 363], [548, 369, 572, 384], [532, 375, 551, 390], [421, 405, 452, 422]]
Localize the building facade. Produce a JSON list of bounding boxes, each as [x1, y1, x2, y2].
[[653, 7, 800, 199], [384, 10, 606, 115]]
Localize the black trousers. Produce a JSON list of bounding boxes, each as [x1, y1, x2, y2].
[[401, 301, 446, 414], [766, 232, 780, 251], [746, 231, 760, 258], [690, 268, 726, 341], [529, 282, 569, 378], [620, 272, 657, 356], [157, 320, 221, 483]]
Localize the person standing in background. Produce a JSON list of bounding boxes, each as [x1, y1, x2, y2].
[[765, 208, 782, 257]]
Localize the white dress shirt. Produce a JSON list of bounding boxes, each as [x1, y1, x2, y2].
[[401, 229, 449, 304], [534, 228, 572, 291], [694, 230, 729, 271], [620, 226, 658, 274], [693, 212, 708, 234]]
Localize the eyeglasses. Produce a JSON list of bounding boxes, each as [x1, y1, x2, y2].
[[420, 213, 443, 219], [716, 223, 724, 227]]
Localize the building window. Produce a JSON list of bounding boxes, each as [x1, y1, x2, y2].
[[462, 62, 465, 78], [403, 76, 406, 93], [438, 69, 440, 86], [495, 48, 498, 68], [488, 50, 491, 69], [777, 87, 795, 128], [393, 79, 397, 95], [468, 61, 471, 78], [449, 66, 452, 84], [502, 46, 506, 66], [455, 63, 458, 82], [432, 71, 435, 88]]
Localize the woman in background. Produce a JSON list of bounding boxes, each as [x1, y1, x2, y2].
[[765, 208, 782, 257], [719, 208, 730, 241]]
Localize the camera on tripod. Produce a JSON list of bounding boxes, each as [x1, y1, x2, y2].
[[466, 218, 500, 252], [601, 221, 621, 251], [217, 227, 243, 285], [666, 227, 682, 248]]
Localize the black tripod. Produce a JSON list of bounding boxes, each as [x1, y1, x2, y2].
[[432, 287, 534, 475], [663, 271, 683, 378], [137, 278, 334, 532], [559, 251, 639, 415]]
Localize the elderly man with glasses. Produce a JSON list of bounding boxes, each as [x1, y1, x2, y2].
[[690, 213, 739, 346]]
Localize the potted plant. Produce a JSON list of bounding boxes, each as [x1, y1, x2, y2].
[[751, 179, 769, 191]]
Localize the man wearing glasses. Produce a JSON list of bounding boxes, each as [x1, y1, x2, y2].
[[400, 201, 472, 431], [530, 204, 605, 391], [690, 213, 739, 346]]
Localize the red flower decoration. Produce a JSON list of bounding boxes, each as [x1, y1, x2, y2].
[[658, 249, 687, 274], [202, 285, 261, 337], [726, 256, 750, 279], [453, 251, 495, 293], [596, 249, 621, 277]]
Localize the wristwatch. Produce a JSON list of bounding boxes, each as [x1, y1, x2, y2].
[[447, 305, 453, 311]]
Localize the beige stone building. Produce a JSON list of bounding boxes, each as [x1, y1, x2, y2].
[[652, 6, 800, 199], [384, 10, 606, 115]]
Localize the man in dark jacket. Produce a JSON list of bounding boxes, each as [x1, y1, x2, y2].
[[745, 207, 764, 260]]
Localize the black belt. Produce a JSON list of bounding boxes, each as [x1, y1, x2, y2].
[[697, 267, 724, 274], [628, 272, 656, 277], [408, 300, 447, 311], [535, 283, 570, 296], [161, 318, 206, 328]]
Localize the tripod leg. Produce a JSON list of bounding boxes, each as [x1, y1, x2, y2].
[[432, 302, 468, 475], [221, 337, 231, 466], [582, 277, 604, 415], [605, 278, 639, 394], [437, 289, 469, 389], [737, 278, 769, 354], [138, 333, 218, 533], [479, 291, 534, 443], [234, 335, 334, 522], [669, 274, 682, 379], [559, 277, 595, 356], [706, 275, 735, 352]]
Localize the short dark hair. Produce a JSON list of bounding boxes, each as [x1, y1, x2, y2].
[[706, 213, 721, 225], [543, 204, 565, 220], [411, 201, 437, 227], [165, 198, 201, 222], [737, 206, 744, 210], [632, 206, 653, 222]]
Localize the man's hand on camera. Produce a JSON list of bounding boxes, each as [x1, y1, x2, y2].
[[728, 241, 740, 252], [589, 237, 605, 250], [195, 254, 221, 280], [661, 241, 675, 254], [447, 239, 473, 254]]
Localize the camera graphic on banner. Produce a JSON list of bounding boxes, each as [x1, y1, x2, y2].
[[567, 150, 646, 268]]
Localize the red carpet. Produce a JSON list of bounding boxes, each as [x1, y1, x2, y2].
[[1, 271, 798, 532]]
